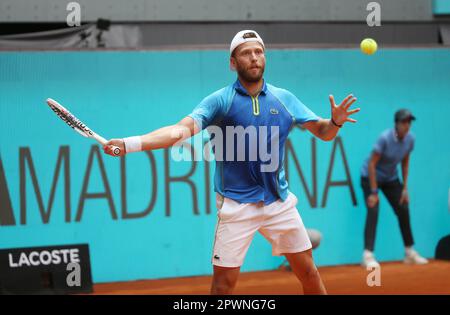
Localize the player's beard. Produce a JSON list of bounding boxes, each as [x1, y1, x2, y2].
[[236, 63, 265, 83]]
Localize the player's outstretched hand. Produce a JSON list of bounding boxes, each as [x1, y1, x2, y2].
[[104, 139, 126, 157], [329, 94, 360, 126]]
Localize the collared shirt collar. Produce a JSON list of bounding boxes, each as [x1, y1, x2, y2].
[[393, 128, 406, 143], [233, 79, 267, 96]]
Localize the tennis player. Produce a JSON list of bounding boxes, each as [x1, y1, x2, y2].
[[104, 30, 360, 295]]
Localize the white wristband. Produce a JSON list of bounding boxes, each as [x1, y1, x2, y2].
[[123, 136, 142, 153]]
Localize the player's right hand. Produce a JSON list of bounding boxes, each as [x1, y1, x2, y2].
[[367, 194, 379, 208], [104, 139, 126, 157]]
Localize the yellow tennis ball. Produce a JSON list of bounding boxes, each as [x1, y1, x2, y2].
[[360, 38, 378, 55]]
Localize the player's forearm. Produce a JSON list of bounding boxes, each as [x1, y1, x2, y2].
[[317, 119, 340, 141], [368, 163, 378, 192], [401, 162, 409, 189], [140, 124, 191, 151]]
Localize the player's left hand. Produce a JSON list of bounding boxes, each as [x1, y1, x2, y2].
[[329, 94, 360, 125], [399, 188, 409, 205]]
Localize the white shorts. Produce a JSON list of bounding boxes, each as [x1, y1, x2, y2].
[[211, 192, 312, 267]]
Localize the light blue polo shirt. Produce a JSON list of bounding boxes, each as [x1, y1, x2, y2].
[[188, 79, 320, 205], [361, 128, 415, 183]]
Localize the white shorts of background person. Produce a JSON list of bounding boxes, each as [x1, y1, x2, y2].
[[211, 191, 312, 267]]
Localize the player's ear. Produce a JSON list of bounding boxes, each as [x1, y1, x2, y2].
[[230, 56, 237, 71]]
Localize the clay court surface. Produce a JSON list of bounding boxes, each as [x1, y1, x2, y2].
[[93, 260, 450, 295]]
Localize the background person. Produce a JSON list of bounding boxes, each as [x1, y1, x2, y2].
[[360, 109, 428, 268]]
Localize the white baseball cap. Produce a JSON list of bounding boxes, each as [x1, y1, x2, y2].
[[229, 30, 265, 56], [230, 30, 266, 71]]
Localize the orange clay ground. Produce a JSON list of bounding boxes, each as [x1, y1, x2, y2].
[[92, 260, 450, 295]]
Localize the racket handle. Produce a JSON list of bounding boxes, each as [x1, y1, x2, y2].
[[111, 145, 121, 156], [94, 134, 121, 156]]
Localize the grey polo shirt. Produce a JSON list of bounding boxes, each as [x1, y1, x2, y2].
[[361, 128, 415, 183]]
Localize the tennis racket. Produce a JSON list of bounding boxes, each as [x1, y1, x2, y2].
[[46, 98, 121, 156]]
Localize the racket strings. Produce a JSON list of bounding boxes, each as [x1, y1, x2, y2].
[[49, 105, 92, 137]]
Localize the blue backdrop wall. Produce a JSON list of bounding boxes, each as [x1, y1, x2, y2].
[[1, 48, 449, 283]]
